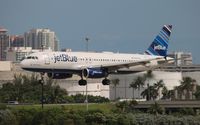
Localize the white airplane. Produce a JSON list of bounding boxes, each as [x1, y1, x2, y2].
[[20, 25, 173, 86]]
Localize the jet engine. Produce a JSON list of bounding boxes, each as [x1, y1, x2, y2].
[[47, 73, 73, 79], [82, 68, 108, 78]]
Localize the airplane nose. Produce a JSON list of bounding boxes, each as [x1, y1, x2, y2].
[[20, 60, 27, 69]]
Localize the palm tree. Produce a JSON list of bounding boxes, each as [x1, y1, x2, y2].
[[154, 80, 164, 90], [150, 86, 158, 100], [194, 85, 200, 100], [144, 70, 154, 100], [173, 86, 182, 100], [154, 80, 164, 99], [129, 79, 137, 99], [130, 76, 145, 99], [162, 86, 171, 100], [111, 79, 120, 101], [141, 85, 158, 100], [179, 77, 196, 100]]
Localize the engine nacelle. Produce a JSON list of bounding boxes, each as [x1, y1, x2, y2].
[[47, 73, 73, 79], [82, 68, 108, 78]]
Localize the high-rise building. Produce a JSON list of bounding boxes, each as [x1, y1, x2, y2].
[[10, 35, 24, 47], [24, 28, 59, 51], [0, 27, 9, 61]]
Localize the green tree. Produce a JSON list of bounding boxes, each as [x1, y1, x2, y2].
[[111, 79, 120, 101], [148, 101, 164, 116], [144, 70, 154, 101], [130, 76, 145, 99], [0, 82, 16, 102], [0, 73, 68, 104], [13, 74, 24, 102], [154, 80, 165, 100], [21, 73, 40, 103], [72, 94, 86, 103], [115, 100, 138, 113], [141, 85, 158, 100], [194, 85, 200, 100], [31, 108, 69, 125], [173, 86, 182, 100], [0, 109, 17, 125], [179, 108, 196, 115], [115, 101, 129, 113], [85, 112, 106, 124], [162, 86, 172, 100], [128, 100, 138, 111], [44, 78, 68, 103], [179, 77, 196, 100], [129, 79, 137, 99]]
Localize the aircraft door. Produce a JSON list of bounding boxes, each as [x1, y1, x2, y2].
[[44, 55, 50, 65]]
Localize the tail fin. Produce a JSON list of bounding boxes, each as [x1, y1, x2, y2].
[[145, 25, 172, 57]]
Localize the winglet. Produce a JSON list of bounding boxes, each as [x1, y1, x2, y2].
[[145, 25, 172, 57]]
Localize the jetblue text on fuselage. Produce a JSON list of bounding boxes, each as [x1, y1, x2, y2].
[[54, 54, 77, 63]]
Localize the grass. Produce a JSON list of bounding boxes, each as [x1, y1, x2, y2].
[[8, 103, 115, 113]]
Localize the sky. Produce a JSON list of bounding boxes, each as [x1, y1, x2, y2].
[[0, 0, 200, 63]]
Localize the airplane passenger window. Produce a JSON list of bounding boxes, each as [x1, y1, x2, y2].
[[27, 56, 31, 59]]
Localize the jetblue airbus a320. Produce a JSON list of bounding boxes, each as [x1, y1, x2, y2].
[[20, 25, 174, 86]]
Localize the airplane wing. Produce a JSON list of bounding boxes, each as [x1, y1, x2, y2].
[[89, 57, 165, 71], [146, 57, 175, 70]]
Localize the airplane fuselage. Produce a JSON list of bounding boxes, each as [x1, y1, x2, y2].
[[21, 51, 160, 74]]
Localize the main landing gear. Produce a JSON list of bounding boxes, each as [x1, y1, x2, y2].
[[102, 78, 110, 85], [78, 79, 87, 86], [78, 78, 110, 86]]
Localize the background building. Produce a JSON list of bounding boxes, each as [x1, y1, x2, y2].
[[24, 28, 59, 51], [5, 47, 52, 63], [10, 35, 24, 47], [168, 52, 193, 66], [109, 71, 182, 100], [0, 27, 9, 61]]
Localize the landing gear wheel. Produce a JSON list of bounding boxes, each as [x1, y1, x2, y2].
[[78, 79, 87, 86], [102, 78, 110, 85]]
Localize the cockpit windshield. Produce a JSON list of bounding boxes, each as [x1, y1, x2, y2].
[[25, 56, 38, 60]]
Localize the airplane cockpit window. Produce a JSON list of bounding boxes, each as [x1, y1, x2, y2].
[[27, 56, 31, 59], [26, 56, 38, 60]]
